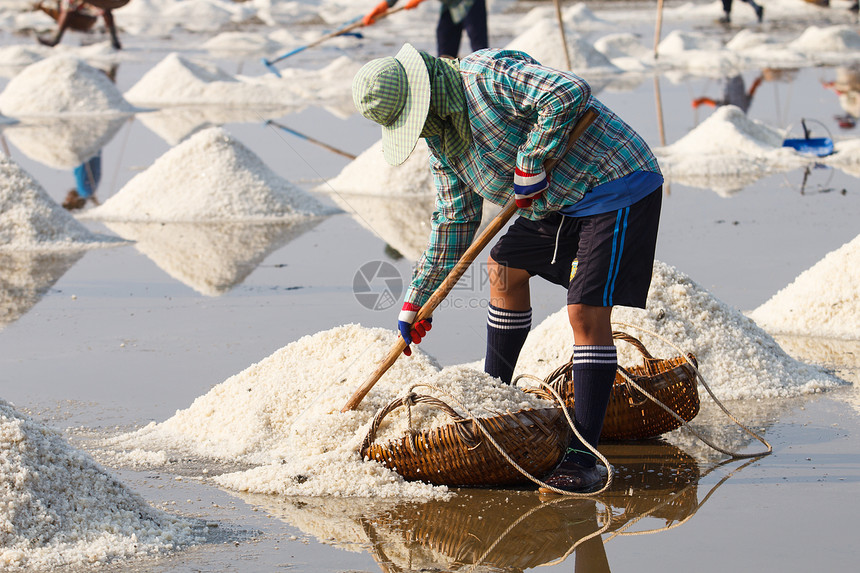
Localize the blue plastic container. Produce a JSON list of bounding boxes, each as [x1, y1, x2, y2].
[[782, 137, 834, 157], [782, 119, 835, 157]]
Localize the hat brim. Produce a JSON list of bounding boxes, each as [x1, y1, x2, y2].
[[380, 43, 431, 166]]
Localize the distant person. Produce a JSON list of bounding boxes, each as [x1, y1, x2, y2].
[[363, 0, 488, 58], [692, 72, 764, 114], [718, 0, 764, 24], [62, 151, 102, 211], [37, 0, 129, 50]]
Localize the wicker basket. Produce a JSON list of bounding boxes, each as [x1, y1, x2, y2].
[[528, 331, 700, 441], [360, 394, 571, 487]]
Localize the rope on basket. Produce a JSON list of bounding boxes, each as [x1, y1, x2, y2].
[[610, 321, 772, 458], [391, 382, 616, 497]]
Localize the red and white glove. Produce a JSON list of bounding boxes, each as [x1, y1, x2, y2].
[[398, 302, 432, 357], [363, 1, 389, 26], [513, 167, 548, 208]]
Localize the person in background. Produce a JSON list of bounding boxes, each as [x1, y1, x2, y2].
[[62, 151, 102, 210], [37, 0, 129, 50], [718, 0, 764, 24], [692, 72, 764, 114], [363, 0, 488, 58], [352, 44, 663, 492]]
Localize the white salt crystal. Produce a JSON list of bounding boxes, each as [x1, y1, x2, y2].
[[749, 234, 860, 340], [504, 19, 619, 73], [0, 157, 124, 250], [513, 260, 847, 400], [0, 399, 199, 569], [105, 324, 552, 498], [82, 127, 332, 222], [0, 56, 135, 116]]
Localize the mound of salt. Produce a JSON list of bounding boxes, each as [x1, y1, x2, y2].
[[0, 56, 135, 116], [201, 31, 280, 56], [505, 19, 619, 74], [823, 139, 860, 177], [748, 234, 860, 340], [657, 29, 724, 55], [321, 139, 434, 196], [664, 105, 784, 156], [789, 25, 860, 53], [655, 105, 809, 193], [83, 127, 331, 222], [0, 157, 124, 250], [106, 324, 552, 498], [0, 44, 51, 74], [123, 53, 240, 105], [513, 260, 847, 400], [124, 53, 358, 113], [0, 399, 200, 569]]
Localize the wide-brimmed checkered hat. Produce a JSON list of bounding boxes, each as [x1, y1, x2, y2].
[[352, 43, 430, 166]]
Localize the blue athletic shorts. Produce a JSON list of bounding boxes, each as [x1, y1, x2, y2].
[[489, 188, 662, 308]]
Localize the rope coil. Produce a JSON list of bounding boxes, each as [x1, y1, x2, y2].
[[361, 326, 772, 497]]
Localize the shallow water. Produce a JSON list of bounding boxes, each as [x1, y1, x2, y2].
[[1, 1, 860, 571]]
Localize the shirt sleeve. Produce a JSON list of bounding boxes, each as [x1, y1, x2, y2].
[[484, 55, 592, 176], [403, 139, 483, 308]]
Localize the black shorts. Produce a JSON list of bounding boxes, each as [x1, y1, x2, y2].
[[490, 188, 662, 308]]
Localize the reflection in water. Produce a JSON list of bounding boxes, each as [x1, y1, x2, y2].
[[0, 250, 85, 329], [3, 115, 130, 170], [237, 441, 750, 573], [104, 219, 323, 296], [137, 105, 298, 145], [329, 193, 503, 262]]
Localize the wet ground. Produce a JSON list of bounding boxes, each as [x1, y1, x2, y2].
[[1, 2, 860, 571]]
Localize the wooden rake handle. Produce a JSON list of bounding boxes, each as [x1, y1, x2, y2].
[[341, 108, 598, 412]]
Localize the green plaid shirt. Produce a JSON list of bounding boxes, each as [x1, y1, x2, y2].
[[404, 49, 662, 308]]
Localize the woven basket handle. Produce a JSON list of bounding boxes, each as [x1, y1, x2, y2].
[[359, 393, 473, 455], [612, 331, 656, 360]]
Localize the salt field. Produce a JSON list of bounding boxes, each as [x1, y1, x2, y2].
[[1, 0, 859, 571]]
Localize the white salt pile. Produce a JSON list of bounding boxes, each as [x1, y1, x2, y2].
[[504, 19, 619, 74], [789, 25, 860, 55], [105, 324, 553, 498], [0, 157, 124, 250], [593, 33, 654, 72], [748, 234, 860, 340], [0, 44, 51, 77], [0, 56, 135, 116], [654, 105, 809, 195], [513, 260, 847, 400], [104, 219, 322, 296], [123, 53, 359, 115], [321, 138, 434, 259], [824, 139, 860, 178], [201, 31, 280, 57], [321, 139, 434, 196], [0, 398, 200, 569], [83, 127, 332, 222], [321, 138, 502, 261]]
